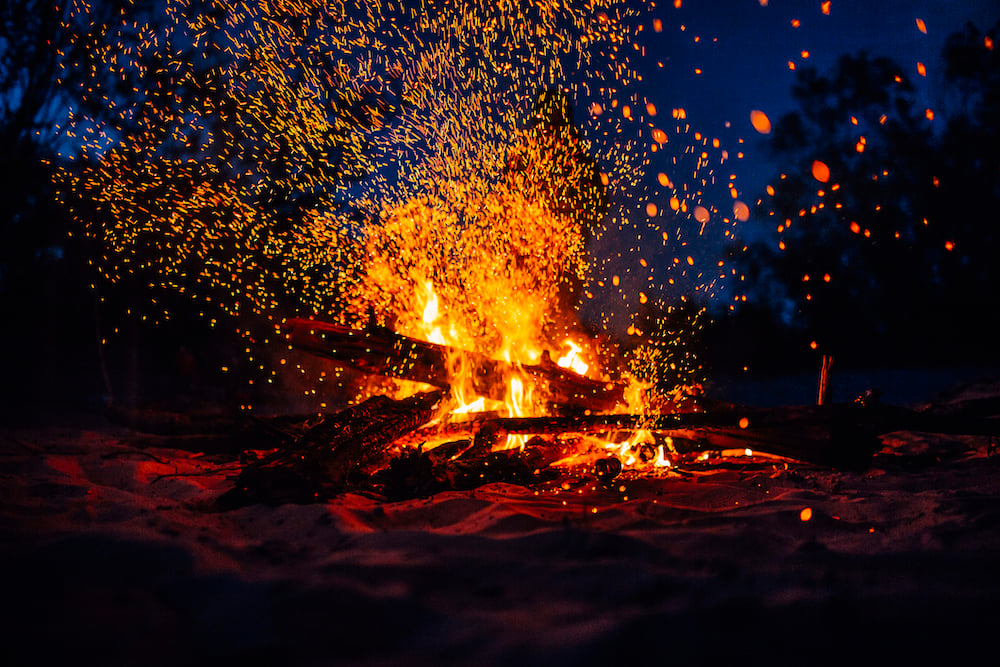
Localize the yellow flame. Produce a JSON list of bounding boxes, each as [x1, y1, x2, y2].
[[504, 376, 530, 450], [557, 339, 589, 376], [421, 282, 438, 325], [451, 396, 486, 414], [654, 444, 671, 468], [604, 429, 662, 469], [420, 282, 449, 345]]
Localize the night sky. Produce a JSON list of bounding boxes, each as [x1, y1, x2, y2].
[[4, 0, 998, 396], [640, 0, 1000, 198]]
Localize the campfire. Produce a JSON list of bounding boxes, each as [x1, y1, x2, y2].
[[213, 308, 877, 508], [54, 0, 1000, 509], [212, 310, 999, 508]]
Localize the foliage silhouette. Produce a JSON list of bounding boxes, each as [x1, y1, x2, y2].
[[0, 0, 150, 408], [729, 25, 1000, 368]]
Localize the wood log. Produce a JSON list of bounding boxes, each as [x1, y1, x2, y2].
[[373, 436, 570, 499], [393, 407, 872, 469], [396, 403, 1000, 469], [212, 387, 1000, 507], [282, 317, 624, 411], [216, 390, 445, 508], [105, 407, 302, 454], [818, 355, 833, 405]]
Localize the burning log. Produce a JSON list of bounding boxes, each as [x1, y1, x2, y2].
[[209, 373, 999, 507], [394, 405, 879, 469], [398, 402, 1000, 470], [216, 390, 444, 508], [373, 435, 572, 500], [282, 317, 624, 411]]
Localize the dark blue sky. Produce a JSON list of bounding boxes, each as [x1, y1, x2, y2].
[[574, 0, 1000, 327], [639, 0, 1000, 197]]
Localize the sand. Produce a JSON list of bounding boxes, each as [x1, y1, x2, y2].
[[3, 384, 999, 666]]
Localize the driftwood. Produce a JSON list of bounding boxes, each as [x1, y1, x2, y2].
[[282, 317, 624, 412], [105, 405, 248, 436], [369, 404, 892, 498], [105, 406, 305, 454], [195, 371, 1000, 506]]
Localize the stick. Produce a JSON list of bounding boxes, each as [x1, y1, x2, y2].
[[818, 355, 834, 405]]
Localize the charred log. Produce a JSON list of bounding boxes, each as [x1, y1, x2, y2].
[[216, 390, 444, 508], [399, 403, 1000, 469], [282, 317, 624, 411], [104, 406, 302, 454], [208, 387, 1000, 507], [372, 437, 565, 500]]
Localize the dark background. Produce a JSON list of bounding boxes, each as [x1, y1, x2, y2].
[[2, 1, 998, 414]]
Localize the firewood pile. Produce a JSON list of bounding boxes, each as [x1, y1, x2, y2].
[[107, 319, 1000, 508]]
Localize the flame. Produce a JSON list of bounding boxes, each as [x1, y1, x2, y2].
[[504, 376, 529, 450], [655, 443, 672, 468], [63, 0, 720, 462], [421, 282, 448, 346], [603, 429, 666, 470], [557, 339, 590, 376], [413, 278, 594, 454], [421, 282, 439, 325], [451, 396, 486, 415]]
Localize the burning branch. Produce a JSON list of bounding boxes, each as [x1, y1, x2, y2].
[[398, 404, 884, 469], [198, 389, 1000, 508], [283, 317, 625, 412]]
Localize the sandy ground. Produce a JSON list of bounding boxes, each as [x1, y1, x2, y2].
[[3, 384, 1000, 666]]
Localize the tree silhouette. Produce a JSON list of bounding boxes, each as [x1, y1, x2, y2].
[[734, 34, 1000, 366], [57, 0, 406, 325], [44, 0, 415, 407], [0, 0, 147, 407], [1, 0, 136, 288], [929, 21, 1000, 331]]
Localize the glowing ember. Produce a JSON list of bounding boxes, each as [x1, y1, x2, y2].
[[811, 160, 831, 183], [750, 110, 772, 134], [733, 201, 750, 222]]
